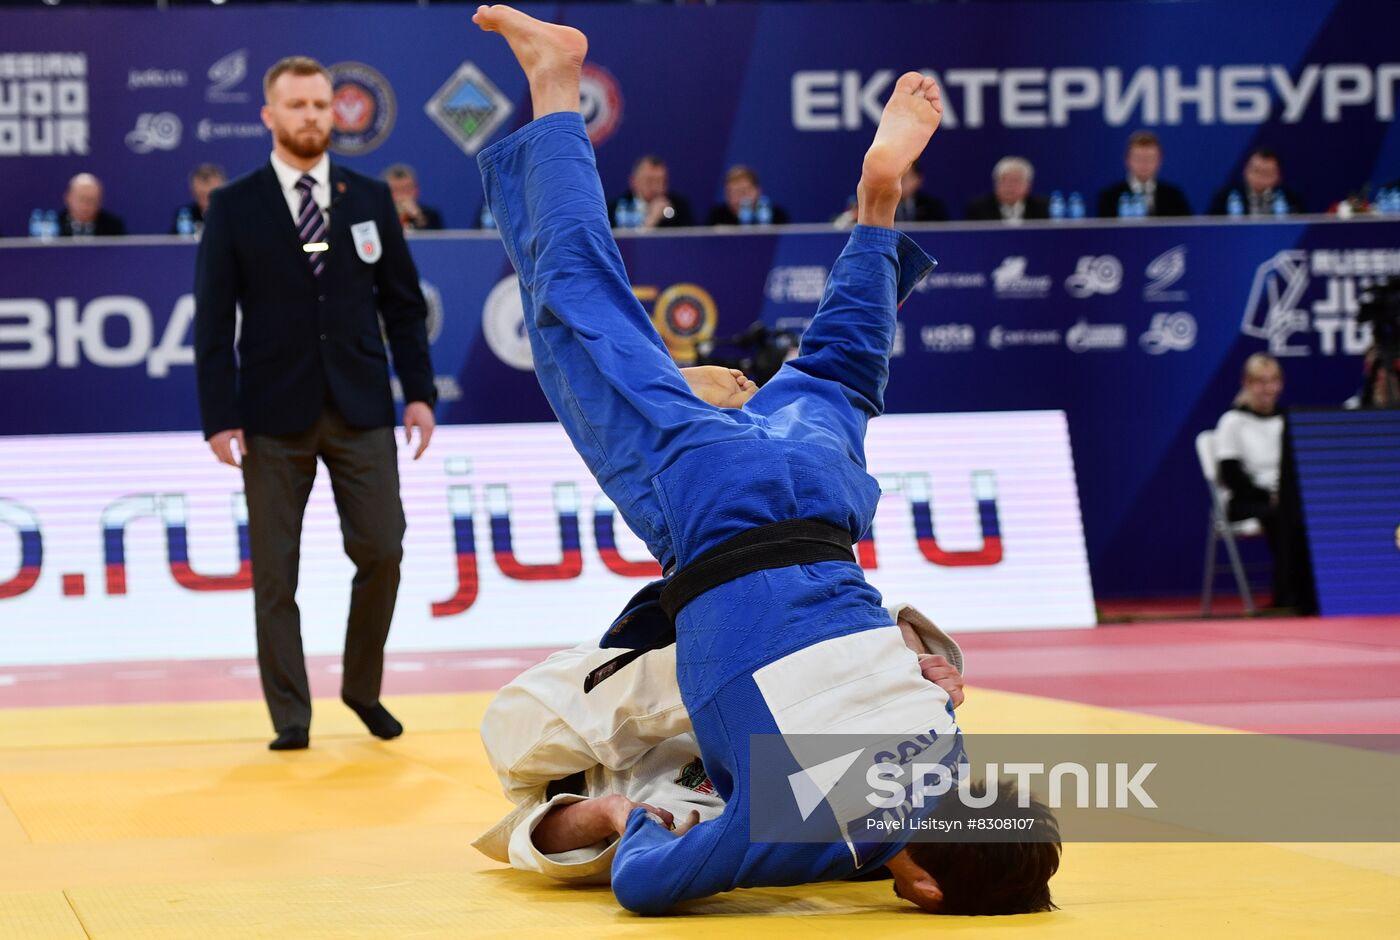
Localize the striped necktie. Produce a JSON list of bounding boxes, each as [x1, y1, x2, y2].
[[295, 174, 327, 276]]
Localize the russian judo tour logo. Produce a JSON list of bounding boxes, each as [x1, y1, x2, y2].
[[425, 62, 513, 155], [0, 53, 89, 156], [579, 63, 623, 145], [328, 62, 396, 156], [1241, 248, 1395, 357]]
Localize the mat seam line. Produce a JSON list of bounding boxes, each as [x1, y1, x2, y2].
[[62, 888, 94, 940], [0, 786, 37, 843]]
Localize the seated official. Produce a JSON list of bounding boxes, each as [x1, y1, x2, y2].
[[1214, 353, 1313, 611], [171, 163, 226, 235], [1096, 130, 1191, 218], [1208, 148, 1305, 216], [608, 154, 694, 229], [382, 164, 445, 230], [59, 173, 126, 237], [965, 156, 1049, 222], [705, 165, 789, 226]]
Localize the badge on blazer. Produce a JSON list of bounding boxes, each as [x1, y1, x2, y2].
[[350, 220, 382, 263]]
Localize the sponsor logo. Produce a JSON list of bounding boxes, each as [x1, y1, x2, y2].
[[914, 271, 987, 292], [1241, 249, 1393, 357], [125, 112, 181, 153], [0, 53, 89, 157], [1066, 319, 1127, 353], [1140, 312, 1197, 354], [206, 49, 250, 104], [987, 326, 1061, 350], [482, 275, 534, 371], [127, 69, 188, 90], [425, 62, 513, 155], [1065, 255, 1122, 298], [651, 283, 718, 364], [328, 61, 396, 156], [196, 119, 266, 142], [991, 257, 1052, 299], [579, 63, 623, 146], [675, 758, 716, 795], [766, 265, 828, 304], [921, 323, 976, 353], [1144, 244, 1188, 302]]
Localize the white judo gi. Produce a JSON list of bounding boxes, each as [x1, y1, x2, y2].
[[471, 602, 962, 884]]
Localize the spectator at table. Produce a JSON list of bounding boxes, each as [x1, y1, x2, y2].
[[964, 157, 1048, 223], [1096, 131, 1191, 218], [171, 163, 226, 235], [382, 164, 445, 231], [705, 165, 788, 226], [607, 155, 694, 229], [59, 173, 126, 237], [1208, 148, 1304, 216]]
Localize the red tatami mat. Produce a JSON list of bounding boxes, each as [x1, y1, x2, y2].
[[957, 616, 1400, 733]]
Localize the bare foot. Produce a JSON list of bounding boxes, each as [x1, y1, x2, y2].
[[858, 72, 942, 227], [681, 365, 757, 409], [472, 5, 588, 118]]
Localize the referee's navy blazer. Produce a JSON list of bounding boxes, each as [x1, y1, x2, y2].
[[194, 162, 436, 438]]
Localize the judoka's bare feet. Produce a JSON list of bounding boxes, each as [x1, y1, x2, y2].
[[858, 72, 942, 228], [681, 365, 757, 409], [472, 5, 588, 118]]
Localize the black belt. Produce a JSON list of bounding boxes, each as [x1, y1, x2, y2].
[[584, 519, 857, 694], [659, 518, 856, 621]]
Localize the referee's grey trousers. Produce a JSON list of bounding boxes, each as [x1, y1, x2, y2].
[[241, 406, 406, 732]]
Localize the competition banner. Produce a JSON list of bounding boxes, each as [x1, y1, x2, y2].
[[0, 218, 1388, 597], [0, 1, 1398, 235], [0, 413, 1095, 666]]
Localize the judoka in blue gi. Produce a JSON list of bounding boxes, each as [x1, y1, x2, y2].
[[471, 5, 1059, 916]]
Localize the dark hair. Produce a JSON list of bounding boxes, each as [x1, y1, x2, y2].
[[1248, 147, 1281, 167], [905, 779, 1061, 916], [633, 154, 667, 173], [1126, 130, 1160, 151]]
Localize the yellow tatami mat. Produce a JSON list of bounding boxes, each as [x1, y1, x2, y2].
[[1, 689, 1395, 938]]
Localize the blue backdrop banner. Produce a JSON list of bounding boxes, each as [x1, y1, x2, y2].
[[1, 1, 1399, 234], [0, 217, 1390, 599], [1291, 410, 1400, 616]]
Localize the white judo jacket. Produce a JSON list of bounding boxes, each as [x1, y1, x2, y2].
[[471, 602, 961, 883]]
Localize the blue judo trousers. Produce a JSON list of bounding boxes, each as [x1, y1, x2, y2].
[[479, 112, 956, 913]]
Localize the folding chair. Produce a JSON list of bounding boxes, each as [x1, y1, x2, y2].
[[1195, 430, 1263, 615]]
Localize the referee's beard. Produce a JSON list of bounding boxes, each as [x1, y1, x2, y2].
[[276, 124, 331, 161]]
